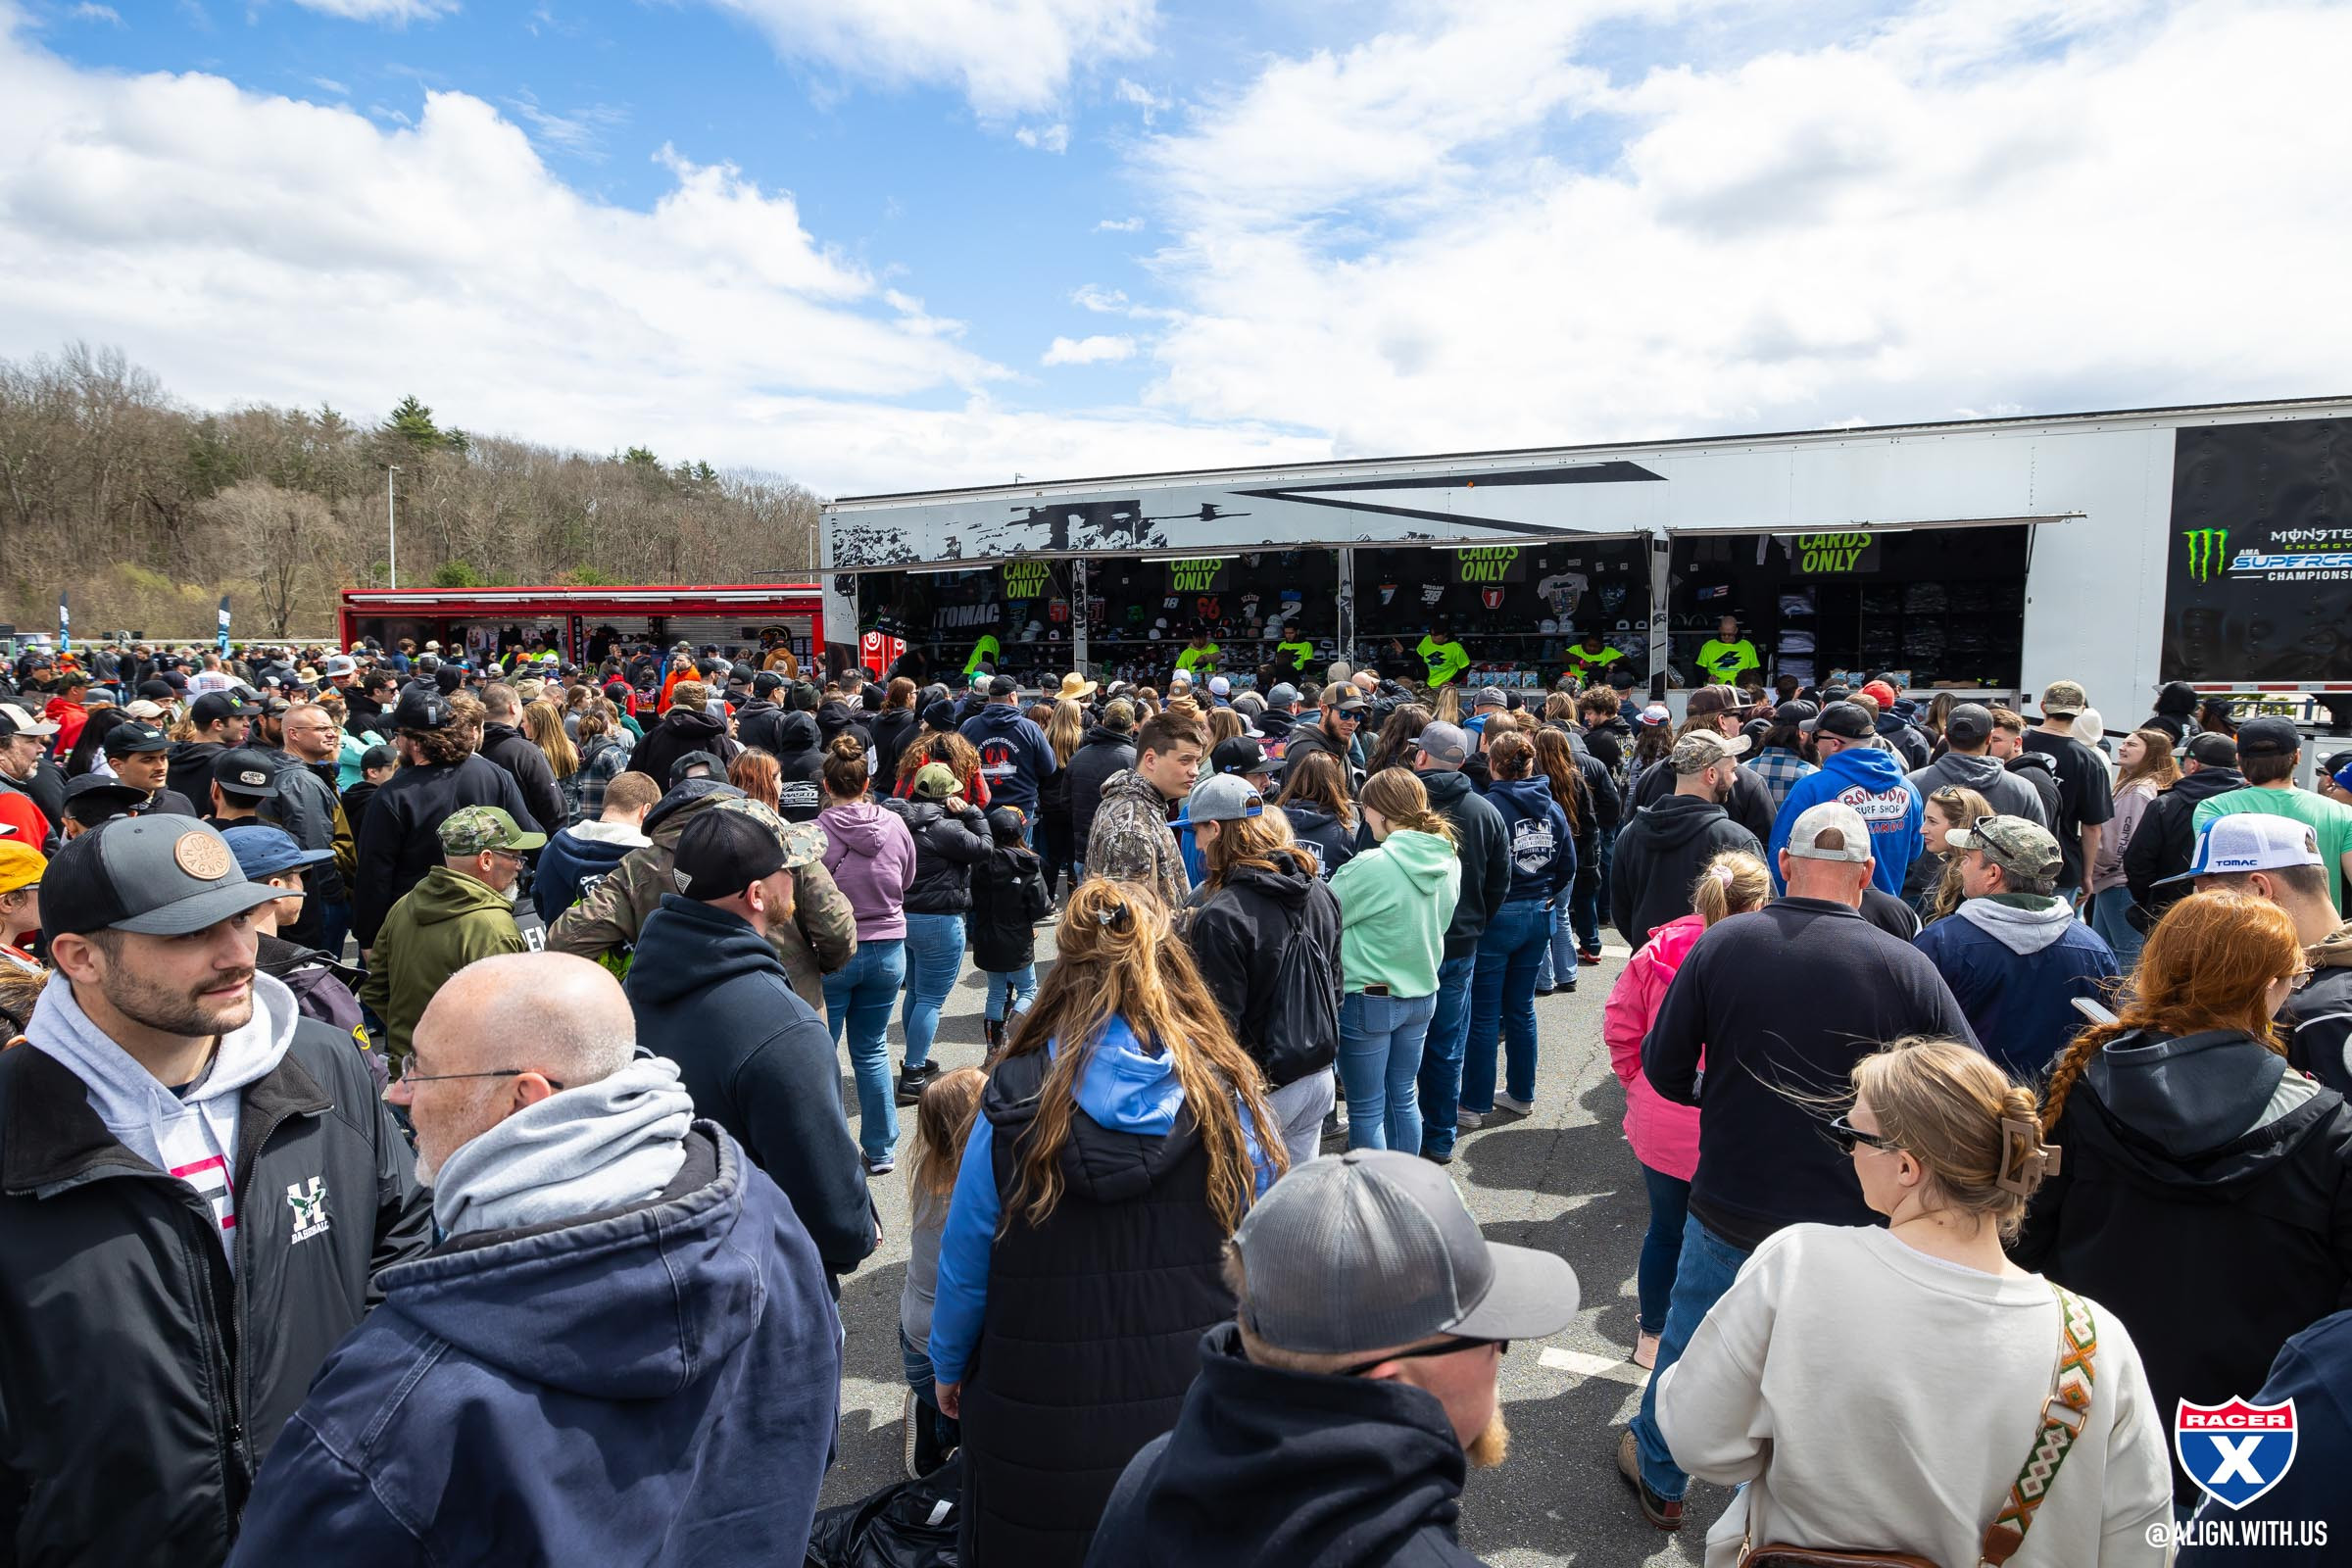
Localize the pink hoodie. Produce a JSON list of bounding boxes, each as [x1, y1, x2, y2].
[[1602, 912, 1706, 1181]]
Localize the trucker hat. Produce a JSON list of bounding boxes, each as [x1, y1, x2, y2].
[[2234, 715, 2302, 760], [0, 707, 61, 741], [909, 762, 960, 801], [1670, 730, 1749, 772], [211, 750, 283, 800], [102, 719, 172, 757], [320, 655, 357, 678], [437, 806, 547, 857], [1803, 701, 1875, 741], [2159, 813, 2327, 887], [189, 692, 261, 727], [1945, 815, 2062, 889], [1174, 773, 1266, 829], [1230, 1149, 1579, 1356], [225, 825, 335, 883], [1320, 681, 1367, 713], [1210, 736, 1279, 780], [1417, 720, 1472, 766], [2037, 680, 2088, 718], [42, 817, 283, 938], [1943, 703, 1995, 747], [1783, 801, 1874, 863]]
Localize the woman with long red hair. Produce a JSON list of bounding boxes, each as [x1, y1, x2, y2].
[[2014, 890, 2352, 1511]]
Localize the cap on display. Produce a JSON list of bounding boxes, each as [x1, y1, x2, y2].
[[1783, 801, 1874, 863], [1944, 815, 2063, 887], [437, 806, 548, 857], [2159, 813, 2327, 886], [42, 817, 283, 938], [1230, 1149, 1578, 1355]]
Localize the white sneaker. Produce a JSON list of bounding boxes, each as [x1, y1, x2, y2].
[[1494, 1093, 1535, 1116], [1456, 1107, 1484, 1130]]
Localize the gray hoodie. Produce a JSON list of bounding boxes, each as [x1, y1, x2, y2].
[[1907, 750, 2051, 828], [1952, 891, 2077, 955], [431, 1054, 695, 1238], [26, 970, 300, 1267]]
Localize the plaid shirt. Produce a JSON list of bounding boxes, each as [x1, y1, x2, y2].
[[1748, 747, 1818, 815]]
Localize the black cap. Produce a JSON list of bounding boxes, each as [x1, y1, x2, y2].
[[2236, 715, 2301, 760], [1772, 699, 1818, 725], [669, 751, 726, 786], [190, 692, 261, 727], [753, 671, 785, 697], [136, 679, 175, 702], [1210, 735, 1278, 779], [921, 699, 957, 732], [669, 806, 785, 902], [1943, 703, 1994, 746], [101, 719, 171, 756], [1803, 701, 1875, 741], [44, 816, 282, 937], [390, 682, 456, 731], [211, 750, 282, 799], [64, 774, 151, 826], [988, 675, 1019, 698], [360, 743, 397, 770]]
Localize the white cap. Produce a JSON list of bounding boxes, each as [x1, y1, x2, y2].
[[1207, 674, 1231, 697], [1784, 801, 1873, 863]]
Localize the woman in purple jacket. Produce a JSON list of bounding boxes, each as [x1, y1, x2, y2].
[[816, 734, 920, 1171]]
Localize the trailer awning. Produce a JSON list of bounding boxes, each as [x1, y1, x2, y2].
[[1660, 513, 2081, 537]]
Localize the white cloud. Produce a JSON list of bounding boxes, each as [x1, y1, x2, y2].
[[69, 3, 122, 24], [1112, 74, 1166, 123], [1128, 0, 2352, 456], [707, 0, 1152, 119], [1013, 121, 1070, 153], [504, 90, 627, 159], [1095, 215, 1142, 231], [1072, 283, 1129, 311], [310, 74, 349, 95], [1042, 333, 1135, 365], [285, 0, 458, 22]]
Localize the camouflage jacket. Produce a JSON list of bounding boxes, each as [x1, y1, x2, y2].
[[545, 789, 856, 1005], [1085, 768, 1190, 914]]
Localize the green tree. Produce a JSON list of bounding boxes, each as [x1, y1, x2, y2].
[[432, 559, 485, 588], [384, 395, 444, 450], [622, 445, 661, 468]]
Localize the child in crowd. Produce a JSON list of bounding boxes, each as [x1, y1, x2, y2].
[[900, 1066, 986, 1480], [968, 806, 1052, 1055]]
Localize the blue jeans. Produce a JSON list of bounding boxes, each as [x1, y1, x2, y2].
[[1630, 1214, 1752, 1499], [2087, 886, 2144, 968], [1636, 1164, 1691, 1334], [1462, 898, 1549, 1113], [1535, 902, 1582, 992], [900, 1326, 958, 1460], [899, 912, 966, 1071], [1337, 989, 1437, 1152], [318, 899, 352, 963], [824, 937, 907, 1164], [1415, 953, 1479, 1157], [983, 964, 1037, 1022], [1570, 836, 1611, 953]]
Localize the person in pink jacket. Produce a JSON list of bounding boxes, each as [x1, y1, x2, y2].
[[1603, 849, 1770, 1369]]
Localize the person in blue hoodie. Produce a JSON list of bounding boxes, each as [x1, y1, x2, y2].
[[532, 769, 659, 923], [958, 674, 1058, 823], [1912, 815, 2119, 1080], [1769, 701, 1923, 899], [228, 953, 842, 1568], [620, 803, 877, 1286], [1461, 729, 1574, 1124], [927, 877, 1284, 1568]]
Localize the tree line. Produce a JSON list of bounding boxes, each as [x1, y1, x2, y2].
[[0, 343, 821, 639]]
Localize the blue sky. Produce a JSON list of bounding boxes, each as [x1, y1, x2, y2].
[[5, 0, 2350, 496]]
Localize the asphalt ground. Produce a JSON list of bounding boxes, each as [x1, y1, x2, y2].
[[818, 927, 1731, 1566]]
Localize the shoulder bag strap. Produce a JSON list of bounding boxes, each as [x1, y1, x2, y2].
[[1979, 1282, 2098, 1566]]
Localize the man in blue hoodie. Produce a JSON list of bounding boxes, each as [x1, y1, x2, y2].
[[622, 802, 877, 1283], [230, 952, 843, 1568], [1913, 814, 2119, 1081], [959, 674, 1057, 821], [1769, 701, 1922, 898], [532, 769, 658, 923]]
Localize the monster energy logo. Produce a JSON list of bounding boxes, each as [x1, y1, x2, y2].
[[2183, 528, 2230, 582]]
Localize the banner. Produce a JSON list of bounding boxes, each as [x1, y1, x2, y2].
[[1788, 533, 1881, 575], [56, 590, 68, 647], [1449, 545, 1529, 584], [218, 595, 232, 656], [1163, 557, 1230, 593], [999, 560, 1055, 601], [2164, 416, 2352, 682]]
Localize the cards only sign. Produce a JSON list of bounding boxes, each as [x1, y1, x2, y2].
[[1450, 546, 1528, 584], [2177, 1397, 2296, 1511], [1164, 558, 1231, 593], [1788, 534, 1880, 574], [1000, 561, 1055, 603]]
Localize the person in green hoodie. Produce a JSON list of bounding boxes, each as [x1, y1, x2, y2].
[[362, 805, 544, 1070], [1327, 769, 1462, 1152]]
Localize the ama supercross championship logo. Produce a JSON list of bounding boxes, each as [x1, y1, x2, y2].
[[2182, 528, 2230, 583], [2176, 1396, 2295, 1510]]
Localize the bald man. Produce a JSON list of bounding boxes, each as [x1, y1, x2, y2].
[[230, 953, 844, 1568]]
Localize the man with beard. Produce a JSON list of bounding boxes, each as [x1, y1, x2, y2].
[[0, 707, 61, 847], [0, 816, 427, 1565], [1087, 1150, 1577, 1567], [1611, 731, 1761, 953]]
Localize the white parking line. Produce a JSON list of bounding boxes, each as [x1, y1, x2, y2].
[[1539, 1346, 1649, 1387]]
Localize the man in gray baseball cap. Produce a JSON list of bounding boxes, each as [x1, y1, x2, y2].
[[1090, 1150, 1577, 1566], [1, 816, 428, 1563]]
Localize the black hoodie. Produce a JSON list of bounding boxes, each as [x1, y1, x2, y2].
[[1609, 792, 1762, 952], [1414, 767, 1509, 961], [814, 699, 872, 756], [2144, 681, 2201, 746], [773, 710, 826, 821], [2014, 1028, 2352, 1504], [868, 706, 920, 790], [626, 704, 738, 793], [1065, 724, 1138, 851], [1093, 1324, 1484, 1568], [732, 695, 788, 756], [1278, 800, 1357, 880], [1185, 852, 1343, 1088], [2122, 763, 2246, 915]]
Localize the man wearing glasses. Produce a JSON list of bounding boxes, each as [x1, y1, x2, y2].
[[1088, 1149, 1577, 1565], [361, 805, 543, 1072]]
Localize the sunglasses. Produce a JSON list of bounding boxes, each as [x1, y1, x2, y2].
[[2284, 967, 2315, 992], [1828, 1113, 1897, 1154], [1339, 1335, 1509, 1378]]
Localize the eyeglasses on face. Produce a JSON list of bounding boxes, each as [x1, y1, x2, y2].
[[1828, 1112, 1898, 1154], [397, 1067, 567, 1090], [1340, 1336, 1509, 1378], [2283, 967, 2315, 992]]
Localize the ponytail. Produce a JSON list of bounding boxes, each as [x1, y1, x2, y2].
[[1690, 851, 1770, 926], [819, 733, 869, 798], [1359, 767, 1456, 847]]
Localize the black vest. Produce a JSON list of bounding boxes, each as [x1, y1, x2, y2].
[[961, 1046, 1236, 1568]]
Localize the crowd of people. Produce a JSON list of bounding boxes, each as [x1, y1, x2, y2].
[[0, 630, 2345, 1566]]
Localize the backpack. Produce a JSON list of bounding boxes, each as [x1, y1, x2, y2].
[[1261, 884, 1342, 1085]]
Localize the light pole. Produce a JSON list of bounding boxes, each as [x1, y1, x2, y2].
[[385, 465, 400, 588]]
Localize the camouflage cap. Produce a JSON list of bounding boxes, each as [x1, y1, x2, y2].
[[438, 805, 548, 856], [705, 794, 827, 870], [909, 761, 960, 801], [1945, 814, 2062, 889]]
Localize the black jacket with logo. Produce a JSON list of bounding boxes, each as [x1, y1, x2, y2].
[[0, 1018, 429, 1566]]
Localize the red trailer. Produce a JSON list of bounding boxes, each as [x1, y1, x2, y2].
[[338, 584, 824, 668]]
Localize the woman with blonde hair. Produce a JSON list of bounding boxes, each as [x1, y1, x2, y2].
[[2086, 727, 2180, 963], [1328, 769, 1462, 1152], [1604, 850, 1770, 1369], [521, 699, 581, 824], [1038, 697, 1087, 902], [2016, 891, 2352, 1513], [900, 1066, 987, 1478], [1905, 783, 1993, 923], [1658, 1037, 2172, 1565], [925, 878, 1282, 1568]]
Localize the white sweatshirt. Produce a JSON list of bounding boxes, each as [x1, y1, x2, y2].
[[1655, 1224, 2172, 1568]]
